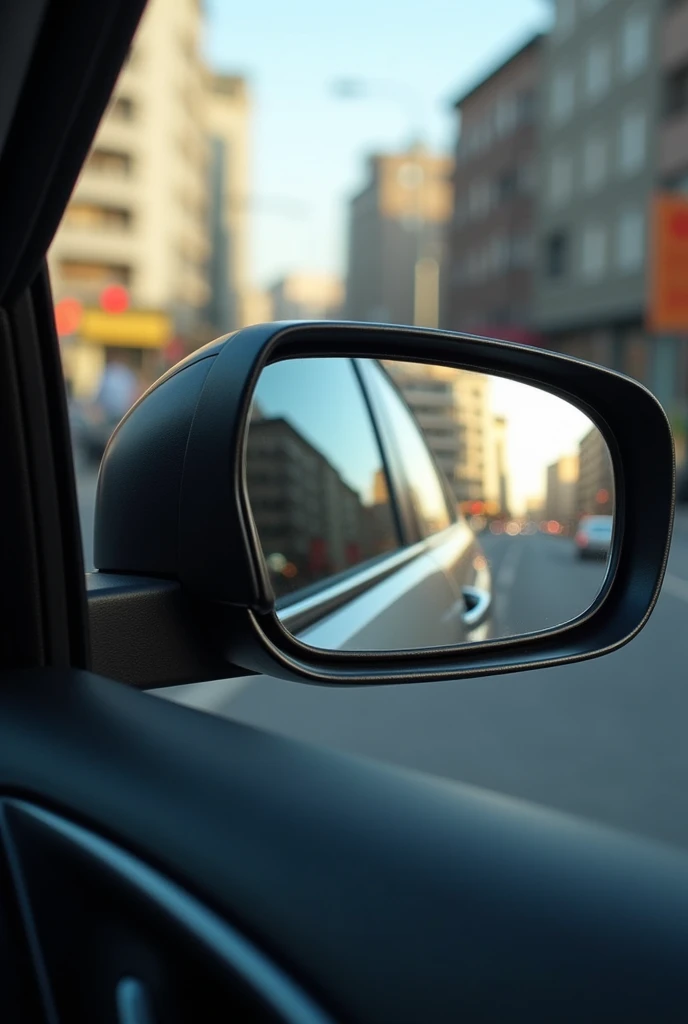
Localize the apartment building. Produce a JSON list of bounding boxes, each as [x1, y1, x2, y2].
[[345, 146, 453, 328], [50, 0, 249, 397], [577, 425, 614, 517], [653, 0, 688, 439], [384, 362, 496, 506], [445, 34, 543, 342], [545, 454, 580, 530], [534, 0, 659, 383]]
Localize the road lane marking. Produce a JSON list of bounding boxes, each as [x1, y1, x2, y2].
[[663, 573, 688, 603], [495, 540, 524, 591], [494, 540, 524, 629]]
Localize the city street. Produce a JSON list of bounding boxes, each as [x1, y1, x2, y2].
[[77, 460, 688, 853]]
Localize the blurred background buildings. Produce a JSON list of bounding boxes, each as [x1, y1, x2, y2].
[[51, 0, 688, 507]]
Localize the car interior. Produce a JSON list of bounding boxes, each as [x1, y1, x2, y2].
[[0, 0, 686, 1021]]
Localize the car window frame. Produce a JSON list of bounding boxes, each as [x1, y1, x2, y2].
[[355, 358, 459, 544], [249, 356, 409, 617]]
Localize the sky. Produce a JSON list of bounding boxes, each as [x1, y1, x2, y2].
[[491, 376, 596, 514], [204, 0, 550, 287]]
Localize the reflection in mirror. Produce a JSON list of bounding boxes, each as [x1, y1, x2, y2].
[[246, 356, 615, 653]]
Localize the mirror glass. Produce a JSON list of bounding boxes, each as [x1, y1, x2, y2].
[[246, 356, 615, 652]]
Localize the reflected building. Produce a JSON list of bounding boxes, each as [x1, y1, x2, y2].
[[545, 454, 580, 531], [383, 362, 494, 505], [577, 427, 614, 517], [246, 416, 395, 598]]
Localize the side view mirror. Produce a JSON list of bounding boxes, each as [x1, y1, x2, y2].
[[92, 322, 673, 687]]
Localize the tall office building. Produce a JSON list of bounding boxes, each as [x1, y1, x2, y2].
[[345, 146, 453, 328]]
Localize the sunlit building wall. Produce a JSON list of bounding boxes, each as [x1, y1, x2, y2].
[[446, 34, 542, 342], [384, 362, 494, 505]]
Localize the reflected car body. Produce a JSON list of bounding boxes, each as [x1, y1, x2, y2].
[[575, 515, 613, 559], [247, 357, 493, 650]]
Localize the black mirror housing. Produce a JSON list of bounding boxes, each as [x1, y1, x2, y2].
[[94, 322, 674, 686]]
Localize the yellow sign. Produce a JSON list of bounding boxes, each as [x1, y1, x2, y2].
[[79, 309, 171, 348]]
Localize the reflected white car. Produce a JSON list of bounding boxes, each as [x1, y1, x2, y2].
[[575, 515, 613, 559]]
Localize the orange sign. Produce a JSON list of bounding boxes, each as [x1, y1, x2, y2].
[[648, 193, 688, 333]]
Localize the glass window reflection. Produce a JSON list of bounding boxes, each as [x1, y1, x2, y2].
[[247, 357, 400, 601]]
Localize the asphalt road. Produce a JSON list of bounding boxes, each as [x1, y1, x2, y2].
[[77, 459, 688, 853]]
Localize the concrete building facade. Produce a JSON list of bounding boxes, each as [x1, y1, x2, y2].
[[546, 453, 580, 530], [534, 0, 660, 381], [205, 74, 251, 334], [577, 424, 614, 517], [384, 362, 496, 506], [345, 146, 453, 328], [445, 35, 542, 341], [50, 0, 250, 398]]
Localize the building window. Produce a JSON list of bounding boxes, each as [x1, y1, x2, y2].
[[64, 203, 132, 230], [665, 63, 688, 117], [496, 167, 518, 202], [585, 40, 611, 102], [545, 231, 569, 279], [494, 96, 517, 137], [621, 11, 650, 79], [582, 135, 607, 192], [616, 208, 645, 273], [397, 163, 424, 189], [467, 179, 492, 220], [59, 261, 132, 286], [580, 223, 607, 279], [86, 148, 132, 176], [548, 151, 574, 207], [550, 69, 575, 124], [618, 109, 646, 175], [110, 96, 135, 120], [515, 90, 536, 125], [511, 234, 534, 268], [554, 0, 576, 38]]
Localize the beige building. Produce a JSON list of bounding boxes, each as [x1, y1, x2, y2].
[[49, 0, 250, 398], [346, 145, 453, 328], [577, 427, 614, 518], [546, 455, 580, 530], [270, 273, 343, 320], [384, 362, 495, 505]]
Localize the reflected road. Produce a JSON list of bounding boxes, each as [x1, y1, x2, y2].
[[480, 530, 607, 639]]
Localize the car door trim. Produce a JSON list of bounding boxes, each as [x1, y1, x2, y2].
[[279, 539, 428, 634], [4, 800, 333, 1024]]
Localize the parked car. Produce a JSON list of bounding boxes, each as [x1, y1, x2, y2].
[[575, 515, 614, 560]]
